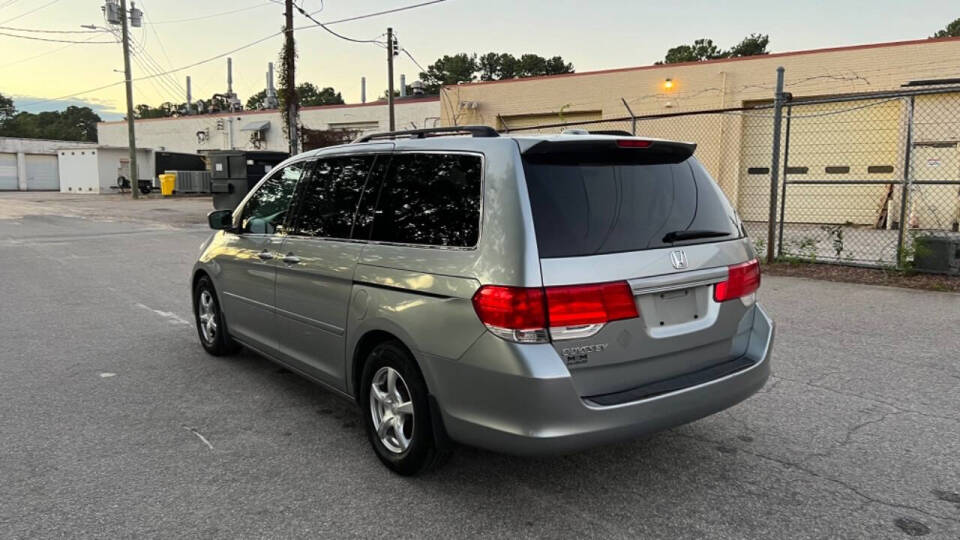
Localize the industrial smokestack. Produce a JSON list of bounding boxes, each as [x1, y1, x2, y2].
[[400, 74, 406, 97], [227, 57, 233, 94], [186, 76, 192, 114], [361, 76, 366, 103], [265, 62, 278, 109]]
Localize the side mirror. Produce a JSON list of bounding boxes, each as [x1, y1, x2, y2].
[[207, 209, 234, 231]]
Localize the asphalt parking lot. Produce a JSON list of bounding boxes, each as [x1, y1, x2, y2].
[[1, 193, 958, 539]]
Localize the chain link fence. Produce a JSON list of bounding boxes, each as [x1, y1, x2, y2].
[[501, 84, 960, 274]]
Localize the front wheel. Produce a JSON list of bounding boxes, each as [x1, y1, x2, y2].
[[194, 276, 240, 356], [360, 341, 448, 475]]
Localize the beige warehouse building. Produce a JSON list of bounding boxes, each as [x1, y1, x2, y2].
[[439, 37, 960, 230]]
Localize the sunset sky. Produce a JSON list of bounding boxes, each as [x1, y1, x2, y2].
[[3, 0, 958, 120]]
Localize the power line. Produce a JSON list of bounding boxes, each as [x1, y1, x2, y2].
[[17, 1, 453, 108], [0, 25, 100, 33], [0, 33, 104, 68], [0, 30, 116, 43], [391, 31, 427, 74], [293, 2, 384, 45], [299, 0, 449, 27], [0, 0, 60, 25], [148, 2, 273, 24]]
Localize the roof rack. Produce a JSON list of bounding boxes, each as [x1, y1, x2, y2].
[[353, 125, 500, 143]]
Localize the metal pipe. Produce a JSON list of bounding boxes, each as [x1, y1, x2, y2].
[[620, 97, 636, 135], [766, 67, 786, 264], [777, 105, 792, 257], [387, 27, 395, 131], [896, 96, 916, 267]]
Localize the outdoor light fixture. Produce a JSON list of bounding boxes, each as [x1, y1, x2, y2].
[[664, 78, 674, 90]]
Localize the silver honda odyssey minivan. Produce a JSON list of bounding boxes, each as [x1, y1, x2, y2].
[[193, 126, 774, 475]]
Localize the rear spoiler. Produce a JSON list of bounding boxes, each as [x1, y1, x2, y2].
[[522, 138, 697, 165]]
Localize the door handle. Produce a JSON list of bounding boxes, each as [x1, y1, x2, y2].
[[257, 250, 274, 261], [282, 253, 301, 265]]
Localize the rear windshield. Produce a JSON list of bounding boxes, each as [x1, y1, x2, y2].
[[522, 156, 741, 258]]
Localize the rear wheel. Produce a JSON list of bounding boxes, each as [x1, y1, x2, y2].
[[360, 341, 448, 475], [194, 276, 240, 356]]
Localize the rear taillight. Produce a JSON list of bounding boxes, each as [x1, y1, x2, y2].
[[471, 286, 547, 343], [617, 139, 653, 148], [472, 281, 638, 343], [713, 259, 761, 302], [545, 282, 638, 327]]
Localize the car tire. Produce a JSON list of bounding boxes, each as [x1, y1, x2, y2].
[[194, 275, 240, 356], [360, 341, 449, 475]]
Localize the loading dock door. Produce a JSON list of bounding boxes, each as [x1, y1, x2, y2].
[[25, 154, 59, 190], [0, 153, 17, 190], [737, 98, 902, 224]]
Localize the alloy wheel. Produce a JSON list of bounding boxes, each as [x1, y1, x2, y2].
[[198, 290, 218, 344], [369, 366, 415, 454]]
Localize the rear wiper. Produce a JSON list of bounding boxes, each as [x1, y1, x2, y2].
[[662, 230, 732, 243]]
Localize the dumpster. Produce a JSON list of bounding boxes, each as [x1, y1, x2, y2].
[[159, 173, 176, 196], [208, 150, 288, 210]]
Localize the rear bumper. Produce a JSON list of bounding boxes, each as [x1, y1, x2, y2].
[[422, 305, 773, 456]]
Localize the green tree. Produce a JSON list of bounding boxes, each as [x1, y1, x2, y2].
[[296, 83, 344, 106], [419, 53, 479, 93], [247, 84, 343, 110], [727, 33, 770, 57], [422, 52, 574, 92], [658, 34, 770, 64], [134, 102, 180, 119], [245, 90, 268, 110], [0, 105, 101, 142], [662, 38, 725, 64], [0, 93, 14, 126], [932, 17, 960, 38]]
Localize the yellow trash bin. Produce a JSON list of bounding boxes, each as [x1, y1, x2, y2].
[[159, 173, 176, 196]]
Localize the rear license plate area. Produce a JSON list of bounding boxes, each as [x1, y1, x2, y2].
[[637, 286, 709, 328]]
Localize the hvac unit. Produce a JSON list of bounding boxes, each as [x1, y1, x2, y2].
[[167, 170, 212, 194], [912, 234, 960, 275]]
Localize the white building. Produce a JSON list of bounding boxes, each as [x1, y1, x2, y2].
[[1, 137, 96, 191], [97, 97, 441, 155], [56, 146, 154, 194]]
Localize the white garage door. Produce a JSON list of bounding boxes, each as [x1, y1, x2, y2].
[[737, 98, 903, 224], [0, 153, 17, 190], [25, 154, 59, 190]]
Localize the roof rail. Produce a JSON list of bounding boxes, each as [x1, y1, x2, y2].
[[353, 125, 499, 143]]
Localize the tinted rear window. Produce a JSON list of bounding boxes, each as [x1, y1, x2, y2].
[[369, 153, 482, 247], [523, 156, 740, 258]]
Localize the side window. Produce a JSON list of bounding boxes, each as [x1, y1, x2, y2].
[[240, 162, 305, 234], [292, 155, 376, 239], [369, 153, 482, 247]]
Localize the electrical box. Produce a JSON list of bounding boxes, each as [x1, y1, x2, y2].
[[128, 2, 142, 27], [104, 0, 122, 24]]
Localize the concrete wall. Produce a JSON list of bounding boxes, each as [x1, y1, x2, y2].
[[96, 98, 441, 155], [0, 137, 96, 190]]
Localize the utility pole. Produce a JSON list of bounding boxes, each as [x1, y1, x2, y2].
[[119, 0, 139, 198], [387, 27, 396, 131], [284, 0, 299, 154]]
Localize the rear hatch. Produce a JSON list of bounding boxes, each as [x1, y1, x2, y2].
[[521, 137, 760, 401]]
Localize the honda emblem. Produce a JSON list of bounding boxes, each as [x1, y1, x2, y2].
[[670, 250, 688, 270]]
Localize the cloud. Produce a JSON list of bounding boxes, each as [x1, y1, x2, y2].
[[11, 96, 125, 121]]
